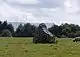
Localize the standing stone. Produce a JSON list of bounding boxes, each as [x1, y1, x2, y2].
[[33, 23, 56, 44]]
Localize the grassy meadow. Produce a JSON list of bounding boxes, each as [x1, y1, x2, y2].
[[0, 37, 80, 57]]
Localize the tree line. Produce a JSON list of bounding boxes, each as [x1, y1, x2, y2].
[[0, 20, 80, 38]]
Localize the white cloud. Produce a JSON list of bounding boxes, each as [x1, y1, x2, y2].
[[0, 2, 28, 22], [64, 0, 79, 14], [7, 0, 39, 4], [0, 0, 80, 25]]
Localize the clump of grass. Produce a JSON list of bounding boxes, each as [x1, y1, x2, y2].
[[53, 47, 58, 50], [50, 44, 53, 47], [25, 43, 28, 45], [24, 49, 28, 52], [5, 45, 8, 47]]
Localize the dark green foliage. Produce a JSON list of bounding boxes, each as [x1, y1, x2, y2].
[[2, 21, 8, 30], [7, 24, 14, 34], [2, 29, 12, 37], [1, 20, 80, 38], [0, 21, 14, 37], [49, 24, 62, 38], [0, 21, 2, 34], [15, 24, 23, 37], [15, 23, 36, 37], [49, 23, 80, 38], [22, 23, 34, 37], [60, 23, 80, 38]]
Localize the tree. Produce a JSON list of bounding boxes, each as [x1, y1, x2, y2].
[[22, 23, 36, 37], [60, 23, 75, 38], [75, 31, 80, 37], [15, 23, 37, 37], [48, 23, 80, 38], [15, 23, 24, 37], [0, 21, 2, 34], [2, 29, 12, 37], [49, 24, 62, 37], [0, 21, 14, 37], [7, 23, 14, 36], [59, 23, 80, 38], [2, 21, 8, 30]]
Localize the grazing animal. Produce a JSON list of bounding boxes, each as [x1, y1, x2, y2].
[[73, 37, 80, 42]]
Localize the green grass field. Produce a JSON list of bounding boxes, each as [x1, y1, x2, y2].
[[0, 37, 80, 57]]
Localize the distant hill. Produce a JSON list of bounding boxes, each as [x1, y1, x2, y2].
[[9, 22, 54, 31]]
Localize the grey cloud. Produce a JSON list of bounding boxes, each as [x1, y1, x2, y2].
[[3, 0, 64, 8], [38, 0, 61, 8]]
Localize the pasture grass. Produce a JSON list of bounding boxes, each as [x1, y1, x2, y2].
[[0, 37, 80, 57]]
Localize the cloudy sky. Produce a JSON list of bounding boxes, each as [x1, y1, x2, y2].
[[0, 0, 80, 25]]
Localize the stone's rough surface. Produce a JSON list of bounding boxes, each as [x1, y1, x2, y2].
[[33, 23, 56, 43]]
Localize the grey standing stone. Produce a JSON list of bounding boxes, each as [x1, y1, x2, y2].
[[33, 23, 57, 44]]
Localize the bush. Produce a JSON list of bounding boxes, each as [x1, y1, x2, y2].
[[2, 29, 12, 37]]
